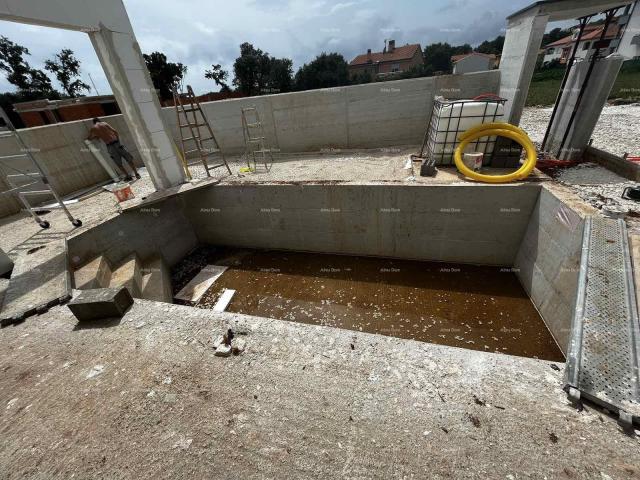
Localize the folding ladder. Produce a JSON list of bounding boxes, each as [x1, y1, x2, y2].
[[0, 110, 82, 229], [172, 85, 231, 180], [241, 106, 274, 172]]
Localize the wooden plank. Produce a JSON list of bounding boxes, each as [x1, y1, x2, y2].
[[213, 288, 235, 312]]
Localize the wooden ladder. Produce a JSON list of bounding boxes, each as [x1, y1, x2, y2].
[[172, 85, 231, 179]]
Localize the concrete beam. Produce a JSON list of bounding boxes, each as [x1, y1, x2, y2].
[[499, 10, 549, 125], [0, 0, 185, 190], [508, 0, 634, 22], [545, 55, 624, 160]]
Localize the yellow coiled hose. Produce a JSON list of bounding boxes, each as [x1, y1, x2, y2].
[[453, 122, 537, 183]]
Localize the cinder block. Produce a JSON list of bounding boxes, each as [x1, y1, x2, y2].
[[67, 287, 133, 321]]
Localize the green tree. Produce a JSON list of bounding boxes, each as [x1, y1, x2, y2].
[[267, 58, 293, 94], [476, 36, 504, 55], [424, 42, 472, 73], [204, 64, 231, 92], [294, 53, 350, 91], [232, 42, 293, 96], [44, 49, 90, 97], [0, 36, 57, 98], [350, 70, 373, 85], [143, 51, 187, 101]]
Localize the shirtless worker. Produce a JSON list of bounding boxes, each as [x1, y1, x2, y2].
[[87, 117, 141, 180]]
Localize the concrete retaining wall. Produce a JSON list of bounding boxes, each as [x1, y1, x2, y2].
[[67, 197, 197, 270], [514, 186, 585, 354], [0, 116, 144, 218], [583, 146, 640, 182], [182, 182, 539, 266], [170, 71, 501, 154], [0, 71, 500, 219]]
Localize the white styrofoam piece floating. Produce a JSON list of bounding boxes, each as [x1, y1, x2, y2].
[[213, 288, 236, 312], [175, 265, 228, 302]]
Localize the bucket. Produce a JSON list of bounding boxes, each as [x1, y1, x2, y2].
[[463, 152, 484, 171], [113, 183, 134, 202]]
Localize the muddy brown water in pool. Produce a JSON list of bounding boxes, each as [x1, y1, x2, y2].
[[196, 249, 564, 361]]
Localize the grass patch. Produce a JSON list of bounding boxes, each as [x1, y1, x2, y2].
[[526, 68, 640, 106]]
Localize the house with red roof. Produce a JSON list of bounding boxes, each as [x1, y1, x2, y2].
[[542, 21, 622, 65], [348, 40, 423, 79]]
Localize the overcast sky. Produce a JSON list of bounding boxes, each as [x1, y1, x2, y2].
[[0, 0, 561, 95]]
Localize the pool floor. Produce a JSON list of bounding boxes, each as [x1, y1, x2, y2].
[[184, 248, 564, 362]]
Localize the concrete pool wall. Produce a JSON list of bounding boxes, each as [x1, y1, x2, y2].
[[182, 183, 540, 266], [514, 187, 587, 354], [0, 70, 500, 218], [66, 181, 587, 355]]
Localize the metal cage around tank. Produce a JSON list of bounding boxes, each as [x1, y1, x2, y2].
[[424, 97, 508, 166]]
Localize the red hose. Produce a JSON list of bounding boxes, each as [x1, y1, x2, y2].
[[473, 93, 504, 101]]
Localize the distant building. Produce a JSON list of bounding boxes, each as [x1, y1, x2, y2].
[[542, 21, 622, 65], [451, 52, 498, 74], [349, 40, 423, 79], [13, 95, 120, 128]]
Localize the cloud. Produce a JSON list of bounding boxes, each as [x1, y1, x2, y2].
[[0, 0, 538, 95], [329, 2, 358, 15]]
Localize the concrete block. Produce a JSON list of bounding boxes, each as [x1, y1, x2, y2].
[[67, 287, 133, 322], [109, 253, 142, 298], [74, 255, 112, 290]]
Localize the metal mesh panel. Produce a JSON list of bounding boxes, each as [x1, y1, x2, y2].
[[569, 218, 640, 419]]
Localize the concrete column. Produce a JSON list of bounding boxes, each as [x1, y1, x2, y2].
[[545, 54, 625, 160], [499, 10, 549, 125], [0, 0, 186, 190], [89, 28, 185, 190]]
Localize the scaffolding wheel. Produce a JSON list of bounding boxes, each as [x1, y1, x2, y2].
[[72, 219, 83, 227], [39, 221, 50, 229]]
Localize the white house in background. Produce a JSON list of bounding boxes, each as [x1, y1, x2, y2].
[[542, 21, 622, 65], [451, 52, 497, 74]]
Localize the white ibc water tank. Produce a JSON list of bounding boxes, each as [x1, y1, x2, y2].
[[427, 99, 504, 165]]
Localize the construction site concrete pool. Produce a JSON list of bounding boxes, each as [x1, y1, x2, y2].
[[2, 0, 640, 475], [65, 180, 586, 362]]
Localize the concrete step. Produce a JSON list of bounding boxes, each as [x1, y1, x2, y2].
[[109, 253, 143, 298], [74, 255, 112, 290], [140, 255, 173, 303]]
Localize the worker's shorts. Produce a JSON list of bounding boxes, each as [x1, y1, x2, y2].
[[106, 141, 134, 167]]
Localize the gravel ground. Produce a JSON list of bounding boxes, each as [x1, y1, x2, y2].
[[1, 300, 638, 479], [521, 105, 640, 225], [520, 104, 640, 157]]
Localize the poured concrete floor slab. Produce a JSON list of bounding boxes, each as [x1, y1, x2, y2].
[[0, 301, 638, 479], [0, 239, 70, 324]]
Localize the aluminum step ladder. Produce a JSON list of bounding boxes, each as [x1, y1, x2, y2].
[[0, 109, 82, 229], [241, 106, 274, 172], [172, 85, 231, 180]]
